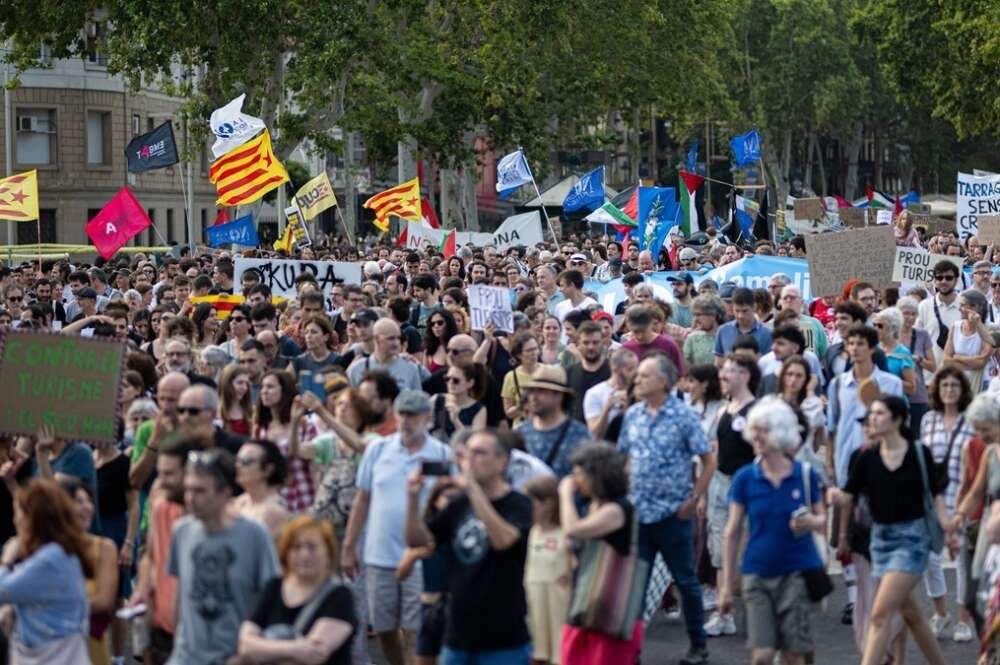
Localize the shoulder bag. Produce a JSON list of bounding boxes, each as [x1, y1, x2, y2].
[[260, 577, 342, 645], [913, 440, 946, 553], [567, 508, 650, 640], [799, 462, 833, 602]]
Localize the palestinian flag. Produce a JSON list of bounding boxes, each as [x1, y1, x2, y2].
[[678, 170, 704, 236], [585, 201, 636, 228], [439, 228, 456, 259]]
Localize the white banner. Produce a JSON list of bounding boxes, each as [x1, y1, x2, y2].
[[403, 218, 538, 252], [892, 247, 963, 284], [492, 211, 544, 250], [234, 257, 362, 300], [210, 94, 266, 159], [957, 171, 1000, 240], [468, 285, 513, 332]]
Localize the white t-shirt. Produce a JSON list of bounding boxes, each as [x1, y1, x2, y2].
[[583, 380, 615, 423], [505, 449, 555, 490], [554, 296, 598, 323]]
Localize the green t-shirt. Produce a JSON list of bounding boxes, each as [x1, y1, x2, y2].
[[131, 419, 155, 532], [684, 331, 716, 367]]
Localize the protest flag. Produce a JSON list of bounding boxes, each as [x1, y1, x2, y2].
[[189, 294, 247, 320], [86, 187, 152, 259], [894, 193, 904, 217], [125, 121, 180, 173], [753, 190, 770, 241], [731, 129, 762, 168], [562, 166, 605, 213], [686, 142, 699, 173], [210, 93, 266, 159], [637, 187, 678, 261], [496, 149, 533, 197], [364, 178, 422, 232], [213, 208, 230, 226], [273, 222, 294, 253], [209, 130, 289, 206], [421, 197, 440, 229], [0, 170, 39, 222], [439, 228, 457, 259], [679, 170, 704, 236], [295, 172, 337, 221], [206, 214, 258, 248]]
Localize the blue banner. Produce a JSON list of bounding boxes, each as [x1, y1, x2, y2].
[[586, 255, 812, 314], [637, 187, 678, 260], [206, 214, 259, 248], [563, 166, 605, 213], [731, 129, 762, 167]]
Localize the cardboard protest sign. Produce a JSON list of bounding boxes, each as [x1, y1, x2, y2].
[[804, 226, 896, 298], [234, 257, 362, 300], [875, 209, 893, 225], [907, 203, 931, 215], [285, 206, 312, 249], [793, 197, 824, 220], [957, 171, 1000, 240], [892, 247, 964, 284], [468, 285, 514, 332], [0, 330, 125, 443], [975, 215, 1000, 245], [839, 208, 867, 228]]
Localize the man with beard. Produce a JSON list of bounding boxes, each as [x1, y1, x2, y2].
[[668, 272, 695, 327], [359, 370, 401, 436], [128, 435, 199, 664], [917, 260, 962, 365], [564, 321, 611, 422], [515, 366, 591, 478], [32, 277, 66, 328]]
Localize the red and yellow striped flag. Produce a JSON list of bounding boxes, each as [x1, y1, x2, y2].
[[363, 177, 422, 232], [208, 130, 289, 206], [0, 170, 39, 222], [190, 293, 286, 319]]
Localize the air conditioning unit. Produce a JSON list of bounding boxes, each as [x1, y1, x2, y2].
[[18, 116, 36, 132]]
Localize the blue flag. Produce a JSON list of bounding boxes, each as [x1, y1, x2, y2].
[[730, 129, 762, 167], [563, 166, 605, 213], [734, 195, 755, 238], [496, 149, 533, 197], [206, 214, 259, 248], [686, 142, 699, 173], [637, 187, 678, 260]]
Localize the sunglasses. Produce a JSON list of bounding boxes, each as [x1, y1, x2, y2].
[[430, 320, 446, 327], [230, 316, 247, 323], [177, 406, 207, 416], [446, 376, 464, 384], [934, 274, 956, 281], [6, 296, 22, 302]]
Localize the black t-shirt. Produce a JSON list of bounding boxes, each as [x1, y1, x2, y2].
[[428, 490, 533, 652], [250, 577, 356, 665], [844, 442, 945, 524], [424, 369, 505, 427], [716, 402, 756, 475], [601, 497, 635, 555], [97, 453, 130, 518], [566, 361, 611, 422]]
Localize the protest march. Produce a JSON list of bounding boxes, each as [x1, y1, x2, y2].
[[4, 5, 1000, 665]]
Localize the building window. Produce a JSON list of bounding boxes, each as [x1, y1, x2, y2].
[[16, 208, 56, 243], [86, 110, 112, 165], [15, 109, 56, 165], [166, 208, 175, 243], [132, 113, 141, 137], [147, 209, 156, 246], [85, 23, 108, 67]]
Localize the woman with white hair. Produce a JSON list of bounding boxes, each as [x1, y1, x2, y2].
[[718, 396, 826, 665], [872, 307, 917, 397], [896, 297, 935, 432], [944, 289, 994, 394]]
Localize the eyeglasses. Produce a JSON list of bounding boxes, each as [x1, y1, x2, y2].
[[177, 406, 207, 416], [934, 274, 956, 282]]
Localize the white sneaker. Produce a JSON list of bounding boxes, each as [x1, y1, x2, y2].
[[702, 587, 719, 611], [704, 611, 737, 637], [664, 607, 682, 622], [929, 613, 952, 639], [953, 621, 974, 642]]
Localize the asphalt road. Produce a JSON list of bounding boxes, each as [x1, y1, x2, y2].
[[366, 571, 980, 665]]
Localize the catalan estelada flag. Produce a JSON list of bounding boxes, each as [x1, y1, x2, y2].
[[0, 170, 39, 222], [190, 293, 286, 319], [208, 130, 289, 206], [363, 177, 422, 232]]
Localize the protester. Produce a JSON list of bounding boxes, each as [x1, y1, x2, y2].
[[516, 366, 592, 478], [231, 438, 290, 540], [256, 369, 315, 514], [502, 332, 541, 425]]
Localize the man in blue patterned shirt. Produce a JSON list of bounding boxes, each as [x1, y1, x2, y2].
[[618, 352, 717, 665]]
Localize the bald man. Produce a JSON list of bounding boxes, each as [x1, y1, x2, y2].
[[346, 318, 424, 390], [638, 249, 656, 273], [130, 372, 191, 490], [177, 384, 245, 455]]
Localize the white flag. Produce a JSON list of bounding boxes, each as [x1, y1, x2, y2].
[[209, 94, 266, 159], [492, 211, 544, 250]]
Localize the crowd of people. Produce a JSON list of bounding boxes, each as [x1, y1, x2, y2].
[[0, 209, 999, 665]]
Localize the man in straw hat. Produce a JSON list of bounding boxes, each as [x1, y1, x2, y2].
[[514, 365, 591, 478]]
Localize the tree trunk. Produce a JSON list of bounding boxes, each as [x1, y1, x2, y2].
[[648, 104, 657, 183], [342, 132, 357, 241], [460, 164, 479, 231], [873, 125, 883, 190], [815, 135, 828, 197], [630, 106, 641, 183], [762, 130, 792, 220], [804, 130, 815, 194], [844, 121, 864, 201], [439, 168, 462, 229]]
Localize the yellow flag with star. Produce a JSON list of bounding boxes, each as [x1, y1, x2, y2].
[[0, 170, 39, 222]]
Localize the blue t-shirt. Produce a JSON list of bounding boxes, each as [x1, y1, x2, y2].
[[884, 343, 915, 382], [729, 460, 823, 577]]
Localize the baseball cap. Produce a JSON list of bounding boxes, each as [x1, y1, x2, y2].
[[350, 308, 379, 325], [591, 310, 614, 324], [667, 272, 694, 285], [719, 280, 738, 300], [679, 247, 698, 262], [569, 253, 588, 263], [394, 390, 433, 414]]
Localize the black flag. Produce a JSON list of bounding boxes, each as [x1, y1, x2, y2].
[[753, 189, 770, 241], [724, 190, 741, 244], [125, 121, 180, 173]]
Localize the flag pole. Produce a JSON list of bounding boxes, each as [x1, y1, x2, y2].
[[334, 205, 355, 246], [520, 147, 559, 244]]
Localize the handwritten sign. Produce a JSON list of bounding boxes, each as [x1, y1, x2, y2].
[[975, 215, 1000, 245], [793, 197, 824, 220], [839, 208, 867, 228], [0, 330, 125, 443], [875, 209, 893, 225], [957, 171, 1000, 240], [468, 285, 514, 332], [234, 257, 362, 300], [805, 226, 896, 298], [892, 247, 964, 284]]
